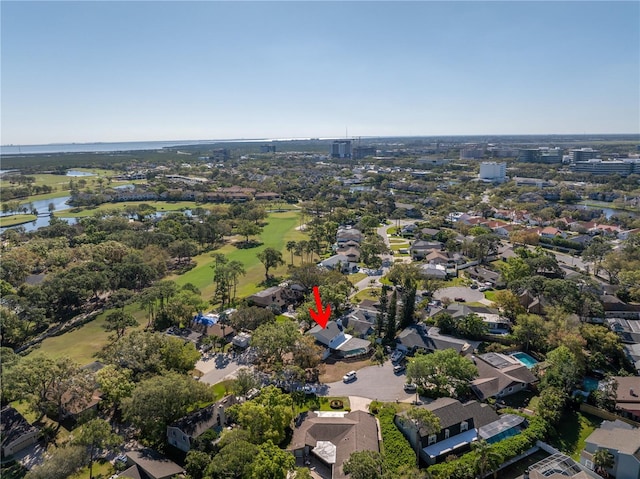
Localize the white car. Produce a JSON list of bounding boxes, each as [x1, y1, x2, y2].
[[343, 371, 357, 383], [390, 351, 405, 363], [404, 383, 417, 392]]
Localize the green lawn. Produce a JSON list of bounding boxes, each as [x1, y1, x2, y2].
[[0, 214, 37, 227], [295, 396, 350, 414], [171, 211, 305, 300], [212, 379, 236, 401], [550, 411, 603, 460], [57, 200, 199, 218], [348, 272, 368, 284], [352, 288, 381, 303], [484, 290, 498, 302], [35, 303, 147, 365], [68, 459, 114, 479]]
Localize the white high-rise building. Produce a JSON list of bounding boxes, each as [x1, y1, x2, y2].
[[479, 162, 507, 183]]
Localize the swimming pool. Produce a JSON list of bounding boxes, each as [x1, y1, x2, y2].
[[583, 377, 600, 392], [511, 352, 538, 369]]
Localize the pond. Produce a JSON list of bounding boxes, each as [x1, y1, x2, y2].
[[66, 170, 96, 177]]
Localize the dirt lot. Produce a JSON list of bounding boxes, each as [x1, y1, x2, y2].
[[319, 358, 373, 383]]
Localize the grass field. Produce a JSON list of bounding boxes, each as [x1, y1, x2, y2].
[[33, 211, 305, 364], [550, 411, 603, 460], [35, 303, 147, 365], [171, 210, 305, 300], [0, 214, 37, 227], [348, 272, 368, 284], [57, 200, 198, 218], [484, 290, 498, 302], [352, 288, 381, 303]]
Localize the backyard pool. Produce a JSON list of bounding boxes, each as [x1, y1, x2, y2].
[[583, 377, 600, 392], [511, 352, 538, 369]]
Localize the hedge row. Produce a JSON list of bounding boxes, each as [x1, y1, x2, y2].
[[428, 415, 549, 479], [377, 406, 417, 472]]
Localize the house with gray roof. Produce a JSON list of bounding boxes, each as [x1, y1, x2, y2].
[[1, 406, 39, 457], [396, 324, 475, 356], [580, 420, 640, 479], [395, 398, 500, 465], [470, 353, 537, 400], [167, 395, 237, 452], [410, 240, 444, 260], [288, 410, 379, 479], [308, 321, 371, 359], [119, 449, 185, 479]]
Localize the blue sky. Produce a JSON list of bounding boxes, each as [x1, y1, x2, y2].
[[1, 1, 639, 144]]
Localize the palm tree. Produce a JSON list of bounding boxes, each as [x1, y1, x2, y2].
[[593, 449, 614, 478], [286, 241, 297, 265], [472, 439, 501, 478]]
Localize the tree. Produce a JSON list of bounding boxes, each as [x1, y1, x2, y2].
[[3, 354, 94, 422], [406, 407, 440, 466], [435, 312, 456, 335], [185, 450, 211, 479], [376, 285, 389, 337], [343, 450, 386, 479], [471, 439, 501, 479], [286, 240, 297, 265], [25, 445, 87, 479], [512, 313, 548, 352], [537, 386, 568, 426], [252, 321, 301, 369], [122, 372, 212, 444], [492, 290, 525, 320], [231, 367, 259, 396], [103, 310, 137, 340], [583, 236, 612, 276], [457, 313, 489, 340], [95, 365, 134, 410], [593, 448, 615, 477], [248, 440, 296, 479], [228, 386, 294, 445], [471, 234, 500, 263], [257, 247, 285, 281], [235, 220, 262, 244], [229, 306, 274, 331], [542, 345, 583, 394], [406, 349, 478, 397], [206, 431, 258, 479], [73, 418, 122, 479], [385, 289, 398, 342], [399, 282, 417, 329]]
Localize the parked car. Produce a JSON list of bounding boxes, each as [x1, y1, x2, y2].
[[343, 371, 357, 383], [403, 383, 417, 392], [470, 283, 478, 289], [454, 297, 465, 302], [393, 364, 406, 374], [390, 350, 404, 363], [303, 385, 317, 395]]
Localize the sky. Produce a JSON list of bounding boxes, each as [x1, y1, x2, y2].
[[1, 1, 639, 145]]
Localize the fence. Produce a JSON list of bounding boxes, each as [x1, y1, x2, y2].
[[580, 403, 640, 427]]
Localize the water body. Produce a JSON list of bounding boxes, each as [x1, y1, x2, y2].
[[0, 196, 72, 217], [66, 170, 95, 177], [574, 204, 638, 219], [0, 216, 78, 234]]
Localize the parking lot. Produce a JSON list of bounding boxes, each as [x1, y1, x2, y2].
[[320, 360, 416, 402]]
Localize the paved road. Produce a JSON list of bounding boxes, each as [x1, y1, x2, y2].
[[434, 286, 484, 303], [319, 360, 416, 402], [197, 354, 243, 385]]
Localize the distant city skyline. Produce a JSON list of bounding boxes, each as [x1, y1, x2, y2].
[[1, 1, 639, 145]]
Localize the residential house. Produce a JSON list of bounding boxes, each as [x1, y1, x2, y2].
[[248, 286, 288, 310], [288, 410, 380, 479], [410, 240, 443, 261], [231, 332, 251, 348], [470, 353, 537, 400], [611, 376, 640, 422], [307, 321, 371, 359], [526, 453, 600, 479], [425, 250, 451, 266], [419, 263, 448, 280], [1, 406, 39, 457], [318, 254, 358, 274], [167, 396, 237, 452], [395, 324, 476, 356], [539, 226, 565, 238], [420, 227, 440, 239], [203, 323, 236, 342], [118, 449, 185, 479], [465, 266, 502, 287], [445, 304, 511, 334], [580, 420, 640, 479], [400, 223, 419, 236], [394, 398, 502, 465], [340, 308, 376, 338], [336, 227, 362, 247], [519, 290, 550, 316]]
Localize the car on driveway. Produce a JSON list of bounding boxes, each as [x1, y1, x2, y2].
[[343, 371, 357, 383], [390, 350, 404, 363], [403, 383, 417, 392], [393, 364, 406, 374]]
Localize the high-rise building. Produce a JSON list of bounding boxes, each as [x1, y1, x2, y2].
[[479, 162, 507, 182], [260, 145, 276, 153], [352, 146, 376, 160], [571, 158, 639, 176], [517, 147, 563, 164], [569, 148, 599, 162], [331, 140, 352, 159]]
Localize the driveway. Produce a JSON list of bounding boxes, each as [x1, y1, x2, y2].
[[197, 353, 243, 385], [434, 286, 484, 303], [319, 360, 416, 402]]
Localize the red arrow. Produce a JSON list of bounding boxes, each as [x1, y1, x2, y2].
[[310, 285, 331, 329]]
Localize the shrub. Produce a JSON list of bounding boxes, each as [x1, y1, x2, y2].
[[377, 407, 416, 472]]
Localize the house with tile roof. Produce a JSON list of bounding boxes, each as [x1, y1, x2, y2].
[[288, 410, 379, 479]]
